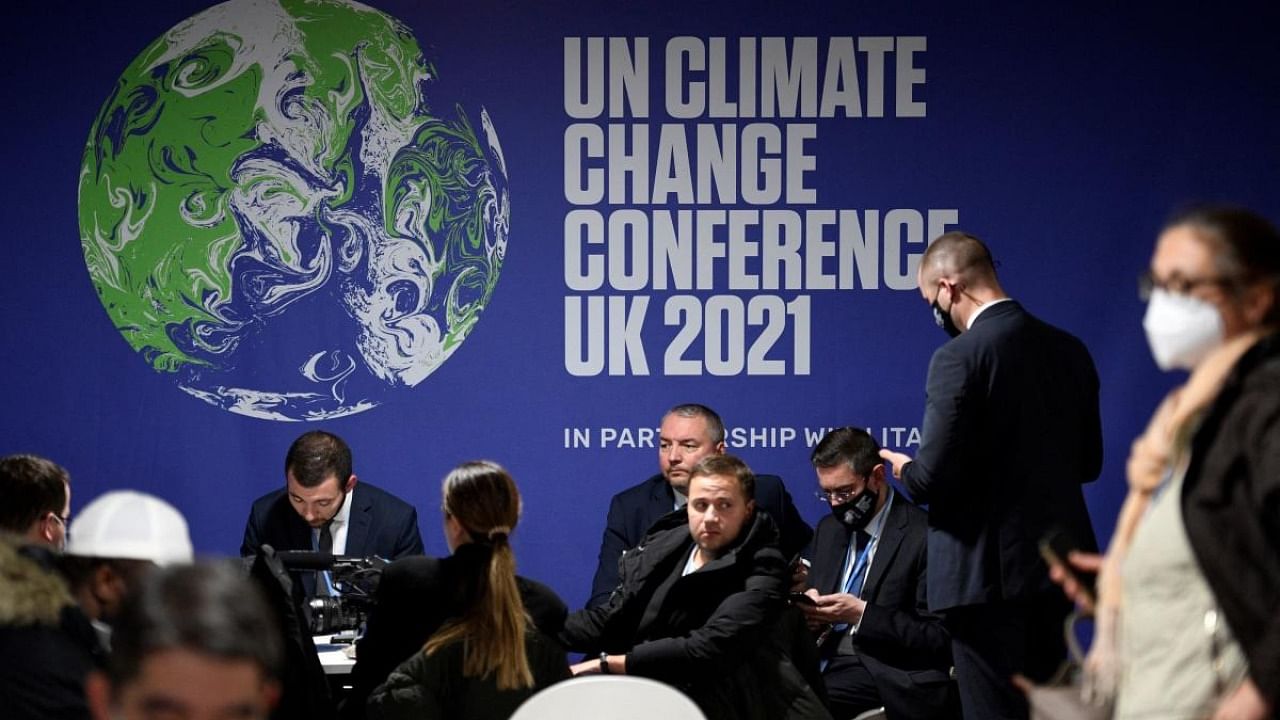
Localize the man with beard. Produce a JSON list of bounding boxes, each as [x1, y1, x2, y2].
[[564, 454, 830, 720], [241, 430, 424, 596]]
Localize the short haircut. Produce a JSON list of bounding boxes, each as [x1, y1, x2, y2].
[[1166, 204, 1280, 325], [0, 454, 69, 534], [810, 427, 882, 477], [687, 454, 755, 501], [920, 231, 997, 285], [284, 431, 352, 489], [664, 403, 726, 444], [107, 561, 282, 686]]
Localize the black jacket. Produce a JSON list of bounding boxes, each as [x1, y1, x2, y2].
[[366, 629, 569, 720], [240, 482, 424, 562], [1183, 332, 1280, 714], [589, 472, 813, 607], [808, 491, 954, 718], [340, 546, 567, 720], [0, 539, 102, 720], [901, 301, 1102, 610], [563, 510, 830, 720]]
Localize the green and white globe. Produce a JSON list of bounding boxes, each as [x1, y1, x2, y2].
[[78, 0, 508, 420]]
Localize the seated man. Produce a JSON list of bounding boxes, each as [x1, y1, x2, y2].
[[588, 403, 812, 607], [800, 428, 955, 719], [241, 430, 424, 594], [562, 455, 830, 720], [85, 561, 282, 720], [61, 490, 194, 651]]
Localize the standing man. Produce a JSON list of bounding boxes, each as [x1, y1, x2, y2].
[[879, 232, 1102, 719], [241, 430, 424, 590], [0, 453, 72, 550], [563, 455, 830, 720], [801, 428, 954, 720], [589, 403, 812, 607]]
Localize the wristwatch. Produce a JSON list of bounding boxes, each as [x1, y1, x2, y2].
[[599, 652, 611, 674]]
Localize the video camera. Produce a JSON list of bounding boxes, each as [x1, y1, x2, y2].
[[274, 551, 387, 635]]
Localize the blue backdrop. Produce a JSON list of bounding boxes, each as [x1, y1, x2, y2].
[[3, 0, 1279, 609]]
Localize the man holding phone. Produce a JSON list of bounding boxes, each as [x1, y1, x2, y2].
[[800, 428, 955, 719]]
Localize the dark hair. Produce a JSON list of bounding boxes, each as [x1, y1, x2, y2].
[[425, 461, 532, 690], [0, 454, 69, 534], [920, 231, 997, 285], [687, 454, 755, 501], [108, 561, 282, 686], [284, 431, 352, 489], [811, 427, 882, 477], [665, 403, 726, 444], [1166, 204, 1280, 325]]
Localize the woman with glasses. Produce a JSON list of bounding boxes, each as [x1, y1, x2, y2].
[[363, 461, 569, 720], [1054, 205, 1280, 720]]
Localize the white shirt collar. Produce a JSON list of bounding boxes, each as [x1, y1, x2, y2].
[[332, 485, 354, 527], [965, 297, 1012, 330]]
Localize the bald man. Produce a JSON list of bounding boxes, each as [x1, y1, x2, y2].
[[879, 232, 1102, 720]]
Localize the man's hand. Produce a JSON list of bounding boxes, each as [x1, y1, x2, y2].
[[1047, 551, 1102, 615], [790, 558, 809, 592], [799, 591, 865, 625], [569, 654, 625, 676], [878, 449, 912, 479]]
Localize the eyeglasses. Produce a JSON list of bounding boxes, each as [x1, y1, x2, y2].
[[814, 485, 862, 504], [1138, 271, 1236, 301]]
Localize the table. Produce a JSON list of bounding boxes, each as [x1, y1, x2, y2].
[[313, 634, 356, 676]]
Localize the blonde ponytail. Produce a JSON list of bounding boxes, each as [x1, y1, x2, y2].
[[423, 461, 534, 690]]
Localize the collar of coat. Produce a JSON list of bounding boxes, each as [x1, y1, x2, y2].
[[627, 507, 782, 578]]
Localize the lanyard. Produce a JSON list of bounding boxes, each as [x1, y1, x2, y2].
[[842, 533, 876, 596]]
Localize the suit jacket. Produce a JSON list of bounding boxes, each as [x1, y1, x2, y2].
[[588, 472, 814, 607], [901, 301, 1101, 611], [240, 482, 424, 562], [809, 490, 953, 719], [340, 547, 568, 720]]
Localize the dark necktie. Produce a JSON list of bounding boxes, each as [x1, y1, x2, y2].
[[319, 521, 333, 554], [316, 521, 334, 596]]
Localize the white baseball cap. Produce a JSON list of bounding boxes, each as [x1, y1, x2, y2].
[[66, 490, 194, 566]]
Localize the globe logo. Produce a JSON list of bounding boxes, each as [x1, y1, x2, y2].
[[77, 0, 509, 421]]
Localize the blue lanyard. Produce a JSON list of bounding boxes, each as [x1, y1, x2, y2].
[[842, 534, 875, 596]]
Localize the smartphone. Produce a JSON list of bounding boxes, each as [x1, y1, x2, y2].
[[1038, 528, 1097, 606], [789, 591, 817, 606]]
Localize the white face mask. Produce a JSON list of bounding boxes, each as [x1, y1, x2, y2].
[[1142, 288, 1225, 371]]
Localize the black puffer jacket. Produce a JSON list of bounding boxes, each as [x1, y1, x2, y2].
[[561, 510, 830, 720]]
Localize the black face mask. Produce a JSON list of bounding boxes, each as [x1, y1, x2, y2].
[[932, 294, 961, 338], [830, 487, 878, 531]]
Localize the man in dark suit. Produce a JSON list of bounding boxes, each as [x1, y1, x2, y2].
[[801, 427, 955, 720], [588, 403, 812, 607], [880, 232, 1102, 720], [240, 430, 424, 595]]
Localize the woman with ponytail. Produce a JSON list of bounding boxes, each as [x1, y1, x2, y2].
[[353, 462, 568, 720]]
